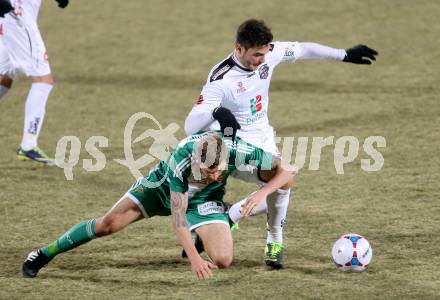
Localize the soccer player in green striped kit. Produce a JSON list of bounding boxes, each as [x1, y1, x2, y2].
[[22, 131, 293, 280]]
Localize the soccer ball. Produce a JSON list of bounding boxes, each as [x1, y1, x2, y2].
[[332, 233, 372, 272]]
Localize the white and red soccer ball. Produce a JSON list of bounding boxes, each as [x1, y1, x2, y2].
[[332, 233, 372, 272]]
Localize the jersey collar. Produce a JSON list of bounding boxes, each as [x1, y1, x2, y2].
[[231, 53, 252, 72]]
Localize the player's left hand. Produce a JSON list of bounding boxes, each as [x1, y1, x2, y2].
[[212, 107, 241, 141], [55, 0, 68, 8], [343, 45, 378, 65], [241, 190, 267, 217], [0, 0, 14, 17]]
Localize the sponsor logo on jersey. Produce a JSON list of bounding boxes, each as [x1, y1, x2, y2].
[[284, 47, 295, 57], [236, 81, 246, 94], [245, 110, 266, 125], [258, 64, 269, 79], [250, 95, 263, 115], [247, 71, 256, 78], [211, 65, 231, 81], [197, 201, 224, 215]]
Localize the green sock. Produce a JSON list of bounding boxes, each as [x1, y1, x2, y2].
[[41, 219, 96, 259]]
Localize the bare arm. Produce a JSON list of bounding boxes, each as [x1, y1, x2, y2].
[[170, 191, 217, 279], [258, 158, 293, 195], [241, 158, 293, 217]]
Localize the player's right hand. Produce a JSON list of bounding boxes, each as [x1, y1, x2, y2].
[[55, 0, 69, 8], [190, 257, 218, 280], [241, 190, 267, 217], [212, 107, 241, 141], [0, 0, 14, 18]]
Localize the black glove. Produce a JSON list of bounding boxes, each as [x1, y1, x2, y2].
[[0, 0, 13, 18], [55, 0, 69, 8], [212, 107, 241, 141], [343, 45, 378, 65]]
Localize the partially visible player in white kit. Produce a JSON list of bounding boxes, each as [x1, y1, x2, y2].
[[0, 0, 68, 165], [184, 19, 378, 269]]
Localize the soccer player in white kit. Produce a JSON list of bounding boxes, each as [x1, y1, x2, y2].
[[184, 19, 378, 268], [0, 0, 68, 165]]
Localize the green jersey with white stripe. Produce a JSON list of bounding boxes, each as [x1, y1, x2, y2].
[[127, 131, 274, 228], [132, 131, 273, 211], [168, 131, 272, 201]]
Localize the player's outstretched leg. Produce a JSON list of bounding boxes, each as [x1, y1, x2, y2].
[[21, 219, 96, 278], [21, 196, 143, 278]]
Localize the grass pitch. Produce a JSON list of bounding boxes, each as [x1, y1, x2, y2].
[[1, 0, 439, 299]]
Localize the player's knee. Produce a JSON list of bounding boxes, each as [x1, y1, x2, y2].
[[94, 215, 119, 236], [212, 254, 232, 268], [44, 76, 54, 85], [32, 74, 54, 85]]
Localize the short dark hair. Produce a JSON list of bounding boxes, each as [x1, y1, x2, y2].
[[236, 19, 273, 49]]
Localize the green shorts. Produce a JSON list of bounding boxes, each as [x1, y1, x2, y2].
[[185, 202, 229, 231], [126, 177, 229, 231]]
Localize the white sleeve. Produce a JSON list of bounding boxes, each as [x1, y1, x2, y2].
[[294, 42, 346, 61], [272, 41, 346, 63], [267, 41, 299, 64], [184, 81, 225, 135]]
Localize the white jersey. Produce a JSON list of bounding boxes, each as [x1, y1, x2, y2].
[[185, 41, 345, 154], [187, 41, 301, 153], [10, 0, 42, 22]]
